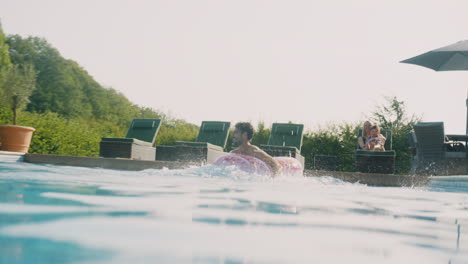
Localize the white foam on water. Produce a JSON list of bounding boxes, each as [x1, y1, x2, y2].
[[2, 215, 466, 264], [0, 162, 467, 263]]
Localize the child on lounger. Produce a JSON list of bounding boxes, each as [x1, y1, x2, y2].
[[366, 125, 386, 151]]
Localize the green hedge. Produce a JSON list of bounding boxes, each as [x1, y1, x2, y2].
[[1, 111, 198, 157]]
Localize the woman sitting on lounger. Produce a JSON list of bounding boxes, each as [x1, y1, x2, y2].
[[358, 121, 373, 150], [366, 125, 386, 151]]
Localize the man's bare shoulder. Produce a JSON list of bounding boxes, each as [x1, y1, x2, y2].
[[231, 144, 267, 156], [249, 145, 262, 151], [248, 145, 268, 155], [251, 146, 271, 158], [230, 148, 240, 154]]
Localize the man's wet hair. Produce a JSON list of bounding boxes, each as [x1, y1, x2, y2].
[[235, 122, 254, 140]]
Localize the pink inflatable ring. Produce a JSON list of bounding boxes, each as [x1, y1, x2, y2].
[[213, 153, 303, 176]]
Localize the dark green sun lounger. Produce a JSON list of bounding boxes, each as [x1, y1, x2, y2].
[[355, 128, 396, 174], [413, 122, 466, 175], [156, 121, 230, 163], [100, 119, 161, 160], [260, 123, 305, 167]]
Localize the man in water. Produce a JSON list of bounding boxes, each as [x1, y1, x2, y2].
[[231, 122, 282, 176]]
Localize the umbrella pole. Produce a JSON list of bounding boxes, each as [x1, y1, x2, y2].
[[466, 97, 468, 134]]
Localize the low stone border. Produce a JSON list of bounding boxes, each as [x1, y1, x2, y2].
[[7, 153, 431, 187], [24, 153, 199, 171]]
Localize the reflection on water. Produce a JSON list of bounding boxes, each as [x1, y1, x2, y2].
[[0, 162, 467, 263], [429, 176, 468, 193], [0, 236, 110, 264]]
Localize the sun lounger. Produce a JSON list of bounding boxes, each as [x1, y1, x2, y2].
[[355, 128, 396, 174], [100, 119, 161, 160], [260, 123, 305, 167], [413, 122, 466, 175], [156, 121, 230, 163]]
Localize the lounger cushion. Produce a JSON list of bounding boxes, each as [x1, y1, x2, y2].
[[201, 122, 226, 132], [125, 119, 161, 144], [175, 141, 224, 151], [268, 123, 304, 151], [446, 152, 466, 159], [260, 145, 300, 154], [195, 121, 231, 148], [101, 137, 153, 147], [355, 150, 396, 157], [275, 125, 301, 135], [132, 119, 157, 128]]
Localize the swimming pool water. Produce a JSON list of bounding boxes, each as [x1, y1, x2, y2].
[[0, 161, 467, 264]]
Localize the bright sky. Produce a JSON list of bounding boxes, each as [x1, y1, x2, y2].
[[1, 0, 468, 133]]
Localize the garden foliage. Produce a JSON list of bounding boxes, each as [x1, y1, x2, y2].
[[0, 26, 198, 156], [0, 25, 421, 174]]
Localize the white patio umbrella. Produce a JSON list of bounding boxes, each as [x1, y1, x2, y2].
[[400, 40, 468, 133]]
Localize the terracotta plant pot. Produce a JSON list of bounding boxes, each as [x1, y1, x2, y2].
[[0, 125, 36, 153]]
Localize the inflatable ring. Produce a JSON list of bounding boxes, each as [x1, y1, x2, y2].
[[213, 153, 303, 176]]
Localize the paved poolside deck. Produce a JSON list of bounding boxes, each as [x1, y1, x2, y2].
[[23, 153, 198, 170], [0, 151, 25, 162], [0, 152, 430, 187]]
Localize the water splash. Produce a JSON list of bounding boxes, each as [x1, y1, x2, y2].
[[1, 161, 467, 264]]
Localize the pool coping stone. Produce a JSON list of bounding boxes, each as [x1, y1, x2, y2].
[[24, 153, 199, 171]]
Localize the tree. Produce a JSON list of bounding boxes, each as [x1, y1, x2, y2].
[[251, 122, 270, 146], [5, 35, 153, 129], [6, 35, 85, 117], [370, 96, 421, 173], [370, 96, 420, 132], [0, 21, 11, 72], [1, 63, 36, 125], [0, 21, 12, 112]]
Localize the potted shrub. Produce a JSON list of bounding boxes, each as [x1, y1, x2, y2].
[[0, 63, 36, 153]]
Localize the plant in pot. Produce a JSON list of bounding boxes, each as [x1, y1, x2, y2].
[[0, 63, 36, 153]]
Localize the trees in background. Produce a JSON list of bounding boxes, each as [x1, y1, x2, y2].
[[1, 63, 36, 124], [0, 21, 12, 115], [0, 24, 422, 174], [0, 21, 10, 75], [6, 35, 140, 126], [0, 28, 198, 155]]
